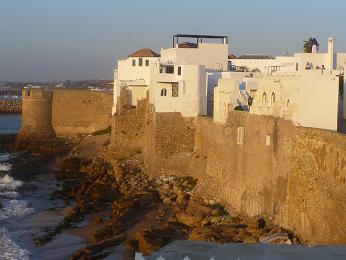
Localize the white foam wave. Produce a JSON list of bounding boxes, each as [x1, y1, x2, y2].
[[0, 163, 12, 172], [0, 227, 30, 260], [0, 175, 23, 191], [0, 153, 11, 162], [0, 191, 19, 199], [0, 200, 35, 221]]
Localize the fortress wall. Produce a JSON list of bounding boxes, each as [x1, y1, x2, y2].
[[143, 109, 196, 177], [190, 111, 346, 244], [110, 107, 146, 158], [192, 112, 293, 218], [110, 105, 346, 244], [18, 90, 55, 139], [52, 90, 112, 136], [286, 127, 346, 244]]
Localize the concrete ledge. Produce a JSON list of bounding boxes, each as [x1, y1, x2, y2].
[[143, 240, 346, 260]]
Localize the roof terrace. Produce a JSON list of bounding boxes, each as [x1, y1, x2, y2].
[[172, 34, 229, 48]]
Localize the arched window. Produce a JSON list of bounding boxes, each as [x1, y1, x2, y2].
[[160, 88, 167, 96], [262, 92, 267, 105], [287, 99, 290, 108], [271, 92, 275, 104]]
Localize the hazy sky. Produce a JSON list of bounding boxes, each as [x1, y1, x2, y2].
[[0, 0, 345, 82]]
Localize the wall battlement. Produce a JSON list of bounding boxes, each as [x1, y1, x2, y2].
[[22, 89, 53, 98]]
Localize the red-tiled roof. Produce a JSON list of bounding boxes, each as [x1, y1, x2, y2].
[[128, 48, 160, 57]]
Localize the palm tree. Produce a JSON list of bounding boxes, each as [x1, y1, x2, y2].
[[304, 37, 319, 53], [304, 37, 313, 53]]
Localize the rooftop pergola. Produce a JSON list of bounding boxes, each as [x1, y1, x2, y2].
[[172, 34, 228, 47]]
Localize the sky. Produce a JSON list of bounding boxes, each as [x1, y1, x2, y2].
[[0, 0, 345, 82]]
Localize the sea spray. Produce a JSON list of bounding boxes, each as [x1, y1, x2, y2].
[[0, 154, 33, 259], [0, 228, 30, 260]]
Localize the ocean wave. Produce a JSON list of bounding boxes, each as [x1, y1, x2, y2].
[[0, 191, 19, 199], [0, 199, 35, 222], [0, 153, 11, 162], [0, 227, 30, 260], [0, 175, 23, 190], [0, 163, 12, 172]]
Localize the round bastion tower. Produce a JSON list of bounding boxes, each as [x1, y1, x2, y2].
[[17, 89, 55, 140]]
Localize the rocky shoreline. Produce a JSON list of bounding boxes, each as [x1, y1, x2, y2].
[[0, 100, 22, 114], [8, 134, 301, 259]]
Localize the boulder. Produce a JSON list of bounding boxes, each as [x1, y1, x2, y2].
[[176, 212, 203, 227]]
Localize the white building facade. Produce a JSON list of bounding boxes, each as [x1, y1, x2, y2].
[[113, 35, 345, 131], [113, 34, 229, 117]]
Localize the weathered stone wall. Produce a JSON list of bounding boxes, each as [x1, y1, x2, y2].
[[18, 90, 55, 140], [110, 109, 145, 158], [190, 111, 346, 245], [19, 89, 113, 139], [143, 107, 196, 177], [52, 90, 112, 136], [0, 100, 22, 114], [285, 128, 346, 244], [110, 106, 346, 245]]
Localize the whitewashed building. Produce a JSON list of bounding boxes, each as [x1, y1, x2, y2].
[[229, 37, 346, 75], [250, 70, 340, 131], [214, 37, 345, 131], [112, 48, 160, 114], [113, 34, 229, 117]]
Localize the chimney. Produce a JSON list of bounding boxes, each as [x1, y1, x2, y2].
[[328, 37, 335, 70]]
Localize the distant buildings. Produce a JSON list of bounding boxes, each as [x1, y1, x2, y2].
[[113, 35, 346, 131]]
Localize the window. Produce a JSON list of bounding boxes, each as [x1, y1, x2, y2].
[[160, 88, 167, 96], [160, 66, 163, 73], [178, 66, 182, 75], [166, 66, 174, 74], [145, 60, 149, 66], [271, 92, 275, 104], [172, 83, 179, 97], [237, 127, 244, 145], [139, 58, 143, 66], [262, 92, 267, 105], [132, 59, 136, 66], [287, 99, 290, 108], [266, 135, 271, 146]]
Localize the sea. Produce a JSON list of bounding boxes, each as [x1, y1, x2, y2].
[[0, 114, 85, 260], [0, 114, 30, 259]]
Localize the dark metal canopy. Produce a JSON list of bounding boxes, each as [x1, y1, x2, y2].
[[173, 34, 228, 47]]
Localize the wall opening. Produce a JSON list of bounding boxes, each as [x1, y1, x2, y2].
[[166, 66, 174, 74], [178, 66, 182, 75], [237, 127, 244, 145], [262, 92, 267, 105], [287, 99, 290, 108], [271, 92, 275, 104], [266, 134, 271, 146], [160, 88, 167, 96]]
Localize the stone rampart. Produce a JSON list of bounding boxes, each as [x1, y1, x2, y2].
[[17, 89, 55, 140], [110, 107, 346, 245], [52, 90, 112, 136], [190, 111, 346, 244], [18, 89, 113, 139]]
